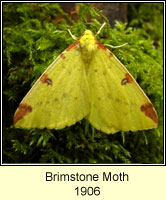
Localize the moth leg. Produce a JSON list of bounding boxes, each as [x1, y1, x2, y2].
[[96, 22, 127, 49], [105, 43, 128, 49], [67, 29, 77, 40], [95, 22, 106, 36]]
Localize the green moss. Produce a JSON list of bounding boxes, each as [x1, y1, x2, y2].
[[3, 3, 163, 164]]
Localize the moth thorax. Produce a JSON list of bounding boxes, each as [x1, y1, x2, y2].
[[79, 30, 97, 63]]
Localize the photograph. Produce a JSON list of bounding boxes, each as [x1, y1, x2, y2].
[[2, 2, 164, 164]]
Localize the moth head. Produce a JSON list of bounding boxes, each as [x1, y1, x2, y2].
[[79, 30, 96, 53]]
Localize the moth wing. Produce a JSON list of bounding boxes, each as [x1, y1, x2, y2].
[[14, 45, 90, 129], [87, 45, 158, 134]]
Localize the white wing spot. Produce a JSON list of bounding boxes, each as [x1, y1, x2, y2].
[[75, 50, 80, 54]]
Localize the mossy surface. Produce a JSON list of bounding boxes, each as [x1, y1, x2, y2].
[[3, 3, 163, 164]]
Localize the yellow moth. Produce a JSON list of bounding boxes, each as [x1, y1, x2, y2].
[[13, 26, 158, 134]]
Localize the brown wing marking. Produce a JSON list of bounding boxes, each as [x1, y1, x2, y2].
[[140, 102, 158, 125], [14, 103, 32, 124]]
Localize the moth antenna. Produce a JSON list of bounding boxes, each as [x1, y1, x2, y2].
[[105, 43, 128, 49], [68, 29, 77, 40], [95, 22, 106, 36]]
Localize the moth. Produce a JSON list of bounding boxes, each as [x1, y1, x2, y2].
[[14, 24, 158, 134]]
